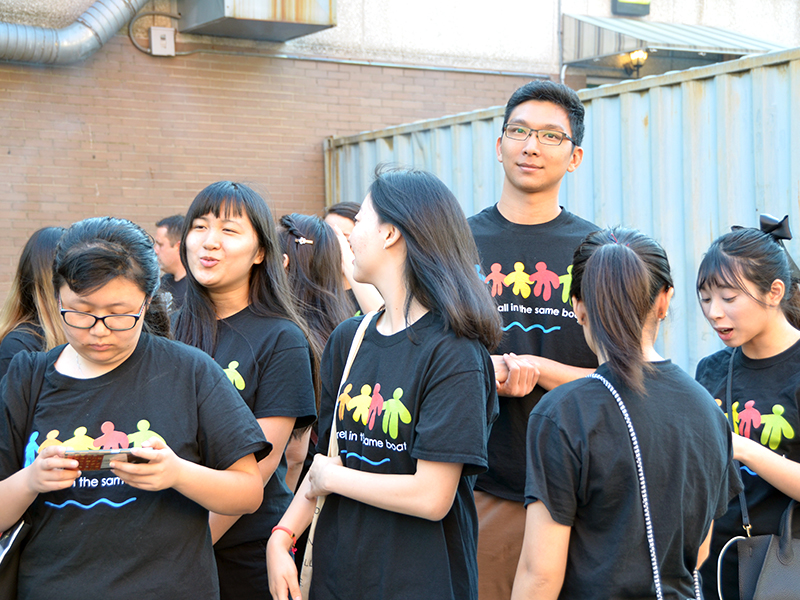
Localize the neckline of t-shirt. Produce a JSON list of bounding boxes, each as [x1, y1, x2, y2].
[[365, 309, 436, 347], [47, 333, 150, 387], [735, 337, 800, 370], [488, 204, 573, 233]]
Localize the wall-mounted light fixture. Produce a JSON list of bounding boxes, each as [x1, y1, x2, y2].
[[624, 49, 649, 77]]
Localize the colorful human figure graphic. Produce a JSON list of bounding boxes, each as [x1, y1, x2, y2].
[[367, 383, 384, 431], [337, 383, 353, 421], [484, 263, 506, 297], [38, 430, 63, 450], [737, 401, 762, 439], [528, 262, 560, 301], [93, 421, 130, 449], [559, 266, 574, 304], [382, 388, 411, 439], [730, 401, 741, 435], [760, 405, 795, 450], [128, 420, 166, 447], [348, 384, 372, 425], [504, 262, 532, 298], [63, 426, 95, 451], [224, 360, 246, 390], [24, 431, 39, 468]]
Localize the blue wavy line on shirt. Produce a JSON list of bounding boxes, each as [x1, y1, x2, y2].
[[340, 450, 391, 466], [44, 497, 137, 510], [740, 465, 758, 477], [502, 321, 561, 334]]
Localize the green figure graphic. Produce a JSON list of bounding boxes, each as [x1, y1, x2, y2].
[[337, 383, 353, 421], [224, 361, 245, 390], [503, 262, 532, 299], [128, 420, 167, 447], [63, 426, 95, 451], [760, 405, 795, 450], [382, 388, 411, 439], [559, 266, 574, 304], [347, 384, 372, 425]]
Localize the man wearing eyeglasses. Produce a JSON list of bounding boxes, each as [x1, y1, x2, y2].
[[468, 80, 599, 600]]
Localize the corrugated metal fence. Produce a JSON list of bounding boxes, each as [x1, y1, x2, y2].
[[323, 47, 800, 373]]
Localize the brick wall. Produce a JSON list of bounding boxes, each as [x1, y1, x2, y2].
[[0, 34, 538, 298]]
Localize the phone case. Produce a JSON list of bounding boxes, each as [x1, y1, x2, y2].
[[64, 450, 148, 471]]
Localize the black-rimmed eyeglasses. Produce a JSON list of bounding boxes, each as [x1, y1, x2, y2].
[[504, 124, 576, 146], [59, 297, 148, 331]]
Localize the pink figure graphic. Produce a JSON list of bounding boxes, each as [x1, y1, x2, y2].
[[528, 262, 561, 301], [737, 401, 762, 439], [93, 421, 131, 449], [484, 263, 507, 297], [367, 383, 384, 431]]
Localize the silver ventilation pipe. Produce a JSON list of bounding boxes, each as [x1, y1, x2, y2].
[[0, 0, 148, 65]]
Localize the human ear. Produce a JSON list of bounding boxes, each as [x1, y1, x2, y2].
[[573, 298, 587, 325], [382, 224, 403, 250], [566, 146, 584, 172], [496, 136, 503, 163], [282, 253, 289, 269], [767, 279, 786, 307]]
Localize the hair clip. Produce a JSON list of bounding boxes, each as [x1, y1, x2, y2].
[[295, 237, 314, 245]]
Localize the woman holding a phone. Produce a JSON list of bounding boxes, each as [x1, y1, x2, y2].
[[0, 217, 270, 600]]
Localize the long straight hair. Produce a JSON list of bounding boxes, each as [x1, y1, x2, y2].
[[570, 228, 673, 393], [696, 227, 800, 330], [0, 227, 68, 350], [368, 167, 502, 350], [173, 182, 316, 374]]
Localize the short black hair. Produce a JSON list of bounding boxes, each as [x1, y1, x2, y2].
[[503, 80, 585, 147], [155, 215, 184, 245], [324, 202, 360, 222]]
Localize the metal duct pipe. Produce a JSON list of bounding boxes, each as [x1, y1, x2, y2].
[[0, 0, 148, 64]]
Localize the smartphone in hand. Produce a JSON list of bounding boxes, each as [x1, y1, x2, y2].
[[63, 449, 149, 471]]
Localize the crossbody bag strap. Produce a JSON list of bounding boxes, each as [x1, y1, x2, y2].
[[589, 373, 702, 600], [725, 349, 751, 536], [327, 311, 377, 458]]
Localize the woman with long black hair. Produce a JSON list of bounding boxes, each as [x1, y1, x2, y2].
[[267, 168, 502, 600], [173, 181, 317, 600]]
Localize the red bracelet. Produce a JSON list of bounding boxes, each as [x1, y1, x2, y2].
[[271, 525, 297, 556]]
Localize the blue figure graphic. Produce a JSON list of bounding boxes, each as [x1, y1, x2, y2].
[[24, 431, 40, 467]]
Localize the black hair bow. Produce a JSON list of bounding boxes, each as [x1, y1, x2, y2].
[[732, 214, 800, 280]]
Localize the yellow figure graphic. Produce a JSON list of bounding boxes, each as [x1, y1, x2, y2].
[[224, 361, 245, 391], [62, 426, 95, 451], [760, 405, 795, 450], [337, 383, 353, 421], [382, 388, 411, 439], [503, 262, 532, 298], [128, 420, 167, 448], [38, 430, 63, 450], [347, 384, 372, 425]]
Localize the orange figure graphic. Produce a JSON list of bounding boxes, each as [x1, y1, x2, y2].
[[484, 263, 507, 297]]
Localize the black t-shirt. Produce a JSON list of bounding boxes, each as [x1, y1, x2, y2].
[[212, 306, 317, 549], [313, 311, 498, 600], [0, 324, 43, 380], [526, 362, 741, 600], [159, 273, 188, 312], [468, 205, 599, 501], [0, 333, 271, 600], [695, 343, 800, 600]]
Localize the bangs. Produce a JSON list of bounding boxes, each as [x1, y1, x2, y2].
[[186, 192, 246, 223], [696, 244, 750, 294]]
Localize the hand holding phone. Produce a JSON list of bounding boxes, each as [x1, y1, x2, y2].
[[63, 449, 149, 471]]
